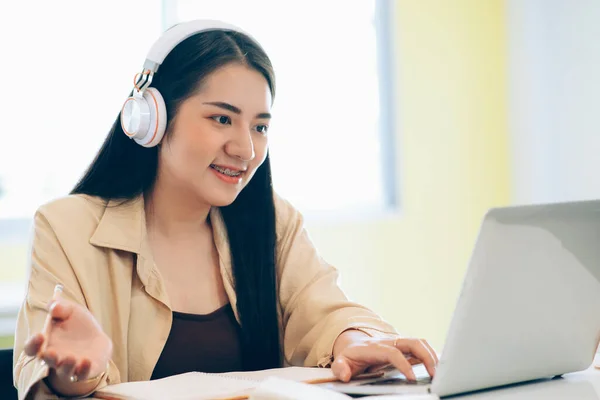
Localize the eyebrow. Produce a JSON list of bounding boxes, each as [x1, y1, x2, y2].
[[203, 101, 272, 119]]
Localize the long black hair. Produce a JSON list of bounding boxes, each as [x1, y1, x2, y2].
[[71, 29, 281, 371]]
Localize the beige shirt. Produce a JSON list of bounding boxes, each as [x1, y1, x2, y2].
[[13, 193, 396, 400]]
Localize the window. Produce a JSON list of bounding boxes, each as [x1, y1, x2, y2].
[[0, 0, 164, 220], [0, 0, 166, 333], [0, 0, 396, 335], [0, 0, 396, 222], [165, 0, 397, 213]]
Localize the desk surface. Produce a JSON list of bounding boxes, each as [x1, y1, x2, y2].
[[451, 363, 600, 400]]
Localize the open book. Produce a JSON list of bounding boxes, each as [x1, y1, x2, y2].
[[94, 367, 343, 400], [93, 366, 435, 400]]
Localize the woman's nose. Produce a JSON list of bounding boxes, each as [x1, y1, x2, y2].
[[226, 129, 255, 162]]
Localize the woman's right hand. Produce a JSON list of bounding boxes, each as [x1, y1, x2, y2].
[[23, 295, 113, 396]]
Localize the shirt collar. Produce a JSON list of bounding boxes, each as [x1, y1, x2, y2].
[[88, 194, 232, 276], [89, 195, 147, 254]]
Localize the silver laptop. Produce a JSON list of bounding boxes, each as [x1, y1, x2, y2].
[[325, 199, 600, 397]]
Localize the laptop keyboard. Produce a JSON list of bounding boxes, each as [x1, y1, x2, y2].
[[359, 376, 433, 386]]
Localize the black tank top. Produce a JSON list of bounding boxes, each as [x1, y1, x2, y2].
[[150, 303, 243, 380]]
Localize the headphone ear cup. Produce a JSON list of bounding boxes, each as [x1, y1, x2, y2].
[[134, 88, 167, 148], [121, 94, 151, 140]]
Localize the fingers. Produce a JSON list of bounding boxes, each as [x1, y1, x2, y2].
[[41, 351, 91, 382], [334, 338, 440, 383], [393, 338, 437, 378], [376, 344, 416, 381], [343, 343, 416, 381], [404, 356, 423, 366], [73, 358, 92, 381], [49, 300, 74, 322], [24, 333, 45, 357], [41, 349, 59, 370], [421, 339, 439, 364], [56, 355, 77, 381], [332, 357, 353, 382]]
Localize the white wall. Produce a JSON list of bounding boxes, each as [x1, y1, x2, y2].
[[507, 0, 600, 205]]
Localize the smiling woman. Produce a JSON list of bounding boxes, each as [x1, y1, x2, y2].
[[145, 63, 273, 208], [12, 19, 437, 400]]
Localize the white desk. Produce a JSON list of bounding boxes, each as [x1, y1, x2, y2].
[[451, 363, 600, 399]]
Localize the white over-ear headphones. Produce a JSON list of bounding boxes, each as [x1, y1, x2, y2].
[[120, 19, 254, 148]]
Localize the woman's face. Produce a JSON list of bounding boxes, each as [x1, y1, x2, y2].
[[157, 62, 272, 207]]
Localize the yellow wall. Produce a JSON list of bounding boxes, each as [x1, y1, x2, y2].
[[305, 0, 511, 350]]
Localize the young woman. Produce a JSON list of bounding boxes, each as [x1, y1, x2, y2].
[[13, 20, 438, 399]]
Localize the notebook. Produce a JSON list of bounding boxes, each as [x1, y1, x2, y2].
[[93, 367, 438, 400], [93, 367, 339, 400]]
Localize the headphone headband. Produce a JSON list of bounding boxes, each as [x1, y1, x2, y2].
[[143, 19, 255, 74], [122, 19, 261, 148]]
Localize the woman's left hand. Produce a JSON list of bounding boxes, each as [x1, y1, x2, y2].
[[331, 331, 439, 382]]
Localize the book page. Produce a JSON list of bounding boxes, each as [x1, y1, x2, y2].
[[95, 367, 336, 400], [249, 376, 350, 400], [218, 366, 335, 383], [94, 372, 258, 400]]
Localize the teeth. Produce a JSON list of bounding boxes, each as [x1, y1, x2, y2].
[[212, 165, 241, 177]]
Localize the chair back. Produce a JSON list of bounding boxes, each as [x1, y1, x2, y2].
[[0, 348, 17, 400]]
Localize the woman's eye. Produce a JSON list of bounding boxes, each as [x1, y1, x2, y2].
[[256, 125, 269, 134], [211, 115, 231, 125]]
